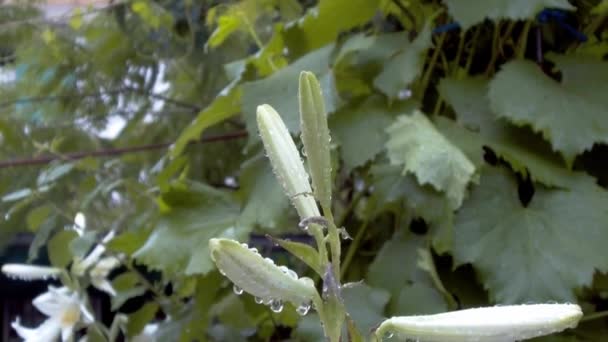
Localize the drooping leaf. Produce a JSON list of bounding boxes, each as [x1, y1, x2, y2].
[[268, 236, 323, 276], [386, 110, 476, 209], [443, 0, 575, 30], [283, 0, 380, 58], [172, 84, 242, 157], [454, 167, 608, 303], [373, 22, 433, 98], [488, 58, 608, 165], [134, 182, 246, 276]]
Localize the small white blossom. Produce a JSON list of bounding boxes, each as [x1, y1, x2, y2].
[[12, 286, 94, 342], [72, 230, 115, 276], [89, 256, 121, 296]]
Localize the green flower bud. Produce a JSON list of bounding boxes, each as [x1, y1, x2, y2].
[[257, 104, 320, 219], [298, 71, 332, 210], [209, 238, 317, 307], [375, 304, 582, 341]]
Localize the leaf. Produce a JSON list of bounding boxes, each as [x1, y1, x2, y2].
[[171, 84, 242, 157], [26, 205, 53, 231], [47, 230, 77, 268], [373, 22, 433, 98], [386, 110, 476, 209], [2, 188, 33, 202], [242, 44, 340, 136], [443, 0, 575, 30], [238, 156, 289, 231], [438, 76, 576, 187], [283, 0, 380, 58], [37, 162, 74, 186], [342, 282, 390, 334], [207, 13, 242, 48], [488, 58, 608, 165], [268, 236, 323, 276], [454, 167, 608, 303], [127, 302, 159, 337], [393, 283, 448, 316], [133, 182, 246, 276]]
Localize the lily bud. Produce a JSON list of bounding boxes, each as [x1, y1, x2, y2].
[[2, 264, 62, 281], [299, 71, 332, 210], [257, 104, 320, 219], [375, 304, 582, 341], [209, 238, 317, 308]]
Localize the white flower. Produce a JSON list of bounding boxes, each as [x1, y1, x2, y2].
[[89, 256, 121, 296], [375, 303, 582, 341], [2, 264, 62, 281], [12, 286, 94, 342], [131, 323, 159, 342], [72, 230, 115, 276]]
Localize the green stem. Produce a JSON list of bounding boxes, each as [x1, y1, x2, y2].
[[419, 32, 446, 99], [451, 31, 465, 75], [581, 310, 608, 322], [516, 21, 532, 59], [340, 220, 369, 279], [323, 208, 341, 280], [464, 27, 481, 73], [485, 22, 501, 75], [584, 12, 606, 36], [336, 191, 364, 228]]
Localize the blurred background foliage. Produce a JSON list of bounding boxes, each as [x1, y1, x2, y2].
[[0, 0, 607, 340]]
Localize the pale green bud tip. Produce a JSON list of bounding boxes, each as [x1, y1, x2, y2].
[[375, 303, 582, 341], [209, 238, 317, 307], [256, 104, 320, 219], [2, 264, 62, 281]]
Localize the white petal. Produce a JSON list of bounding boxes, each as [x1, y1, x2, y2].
[[12, 317, 62, 342], [61, 324, 74, 342], [32, 286, 76, 317], [2, 264, 62, 281], [91, 277, 117, 296], [376, 304, 582, 342]]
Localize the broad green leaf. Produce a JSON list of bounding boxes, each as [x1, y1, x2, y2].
[[386, 110, 476, 209], [134, 182, 246, 276], [127, 302, 159, 337], [373, 22, 433, 98], [26, 205, 52, 231], [242, 44, 339, 136], [207, 14, 242, 48], [443, 0, 575, 30], [172, 84, 242, 157], [37, 162, 74, 186], [393, 283, 448, 316], [283, 0, 379, 58], [238, 156, 289, 231], [488, 58, 608, 165], [48, 230, 77, 268], [268, 236, 323, 276], [438, 76, 576, 187], [454, 167, 608, 303], [342, 282, 390, 334]]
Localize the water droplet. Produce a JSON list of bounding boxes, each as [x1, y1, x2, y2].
[[270, 299, 283, 313], [241, 243, 249, 248], [233, 284, 243, 295], [219, 269, 226, 276], [264, 257, 275, 265], [296, 302, 311, 316], [385, 331, 394, 339], [255, 297, 264, 304], [249, 247, 258, 254], [397, 89, 412, 100]]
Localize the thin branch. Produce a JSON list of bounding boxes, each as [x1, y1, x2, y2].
[[0, 130, 248, 168], [0, 87, 202, 111]]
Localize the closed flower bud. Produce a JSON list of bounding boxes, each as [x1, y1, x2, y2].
[[257, 104, 320, 219], [209, 238, 317, 307], [299, 71, 332, 210], [375, 303, 582, 341]]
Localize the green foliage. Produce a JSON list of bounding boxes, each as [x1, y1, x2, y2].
[[1, 0, 607, 340]]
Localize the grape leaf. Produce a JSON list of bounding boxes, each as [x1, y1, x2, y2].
[[283, 0, 379, 58], [438, 76, 576, 187], [454, 167, 608, 303], [373, 22, 433, 98], [386, 110, 476, 209], [134, 182, 247, 276], [238, 156, 289, 231], [329, 97, 394, 171], [342, 282, 390, 334], [488, 58, 608, 165], [443, 0, 575, 30], [242, 44, 340, 137]]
